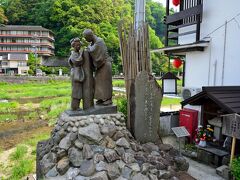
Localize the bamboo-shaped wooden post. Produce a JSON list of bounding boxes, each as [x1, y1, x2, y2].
[[118, 22, 151, 133], [230, 136, 236, 165]]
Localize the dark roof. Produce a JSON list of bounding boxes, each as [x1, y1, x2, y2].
[[160, 72, 180, 80], [42, 57, 69, 67], [9, 54, 28, 61], [0, 25, 51, 32], [181, 86, 240, 114]]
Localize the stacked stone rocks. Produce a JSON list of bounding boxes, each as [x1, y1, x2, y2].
[[37, 113, 189, 180]]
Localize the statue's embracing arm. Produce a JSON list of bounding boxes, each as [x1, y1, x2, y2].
[[88, 40, 106, 69]]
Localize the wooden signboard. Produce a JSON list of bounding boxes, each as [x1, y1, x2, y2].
[[222, 114, 240, 140], [222, 113, 240, 165]]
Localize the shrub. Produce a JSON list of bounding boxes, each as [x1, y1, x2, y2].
[[116, 97, 127, 118], [231, 156, 240, 180]]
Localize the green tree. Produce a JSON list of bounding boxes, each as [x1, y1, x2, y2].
[[27, 53, 41, 75], [146, 0, 166, 39], [151, 52, 169, 75], [3, 0, 167, 75], [0, 6, 8, 24]]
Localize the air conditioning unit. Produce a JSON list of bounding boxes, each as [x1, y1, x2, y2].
[[182, 87, 202, 100]]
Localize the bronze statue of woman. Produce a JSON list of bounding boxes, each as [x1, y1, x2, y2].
[[68, 38, 85, 110], [68, 37, 94, 111]]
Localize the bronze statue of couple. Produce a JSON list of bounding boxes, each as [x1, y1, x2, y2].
[[68, 29, 113, 111]]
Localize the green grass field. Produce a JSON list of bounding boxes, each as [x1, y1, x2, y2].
[[162, 97, 181, 106], [0, 81, 71, 100], [0, 79, 181, 124]]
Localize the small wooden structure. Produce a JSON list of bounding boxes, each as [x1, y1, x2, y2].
[[181, 86, 240, 166]]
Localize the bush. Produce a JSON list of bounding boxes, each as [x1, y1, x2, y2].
[[116, 97, 127, 118], [231, 157, 240, 180]]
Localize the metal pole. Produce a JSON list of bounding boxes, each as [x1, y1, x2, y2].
[[32, 33, 38, 76], [35, 48, 37, 76], [221, 21, 227, 85], [165, 0, 170, 47], [135, 0, 146, 30]]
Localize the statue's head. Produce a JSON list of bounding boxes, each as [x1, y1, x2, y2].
[[83, 29, 95, 42], [70, 37, 82, 52]]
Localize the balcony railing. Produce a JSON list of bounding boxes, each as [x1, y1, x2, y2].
[[0, 42, 55, 49], [165, 0, 203, 47], [0, 50, 54, 56], [0, 34, 54, 41]]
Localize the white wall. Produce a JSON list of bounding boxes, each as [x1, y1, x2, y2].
[[179, 0, 240, 88], [184, 47, 210, 87]]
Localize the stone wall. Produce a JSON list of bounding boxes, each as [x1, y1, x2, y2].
[[37, 112, 189, 180]]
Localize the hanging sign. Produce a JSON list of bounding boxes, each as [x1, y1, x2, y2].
[[222, 113, 240, 139]]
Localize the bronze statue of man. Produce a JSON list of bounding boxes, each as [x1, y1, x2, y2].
[[83, 29, 113, 106], [68, 38, 85, 110]]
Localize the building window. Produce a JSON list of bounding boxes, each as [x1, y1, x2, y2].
[[2, 61, 8, 66], [18, 61, 27, 67]]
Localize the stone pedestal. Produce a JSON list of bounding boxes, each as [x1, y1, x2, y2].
[[65, 104, 117, 116], [36, 111, 189, 180]]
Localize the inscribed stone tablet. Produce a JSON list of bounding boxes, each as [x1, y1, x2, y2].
[[134, 71, 162, 143]]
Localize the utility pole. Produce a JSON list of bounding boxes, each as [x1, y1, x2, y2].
[[135, 0, 145, 30]]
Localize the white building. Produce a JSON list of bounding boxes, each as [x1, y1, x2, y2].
[[153, 0, 240, 122], [153, 0, 240, 91], [0, 25, 55, 74], [179, 0, 240, 88], [0, 54, 29, 75]]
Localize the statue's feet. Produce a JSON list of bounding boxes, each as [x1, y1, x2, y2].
[[96, 100, 103, 104], [96, 99, 112, 106], [102, 99, 112, 106]]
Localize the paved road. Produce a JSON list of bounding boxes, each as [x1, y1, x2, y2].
[[186, 157, 224, 180], [162, 136, 224, 180]]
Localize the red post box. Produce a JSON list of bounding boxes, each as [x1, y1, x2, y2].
[[179, 108, 198, 142]]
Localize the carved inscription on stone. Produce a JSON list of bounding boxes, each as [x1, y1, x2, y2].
[[134, 71, 162, 143]]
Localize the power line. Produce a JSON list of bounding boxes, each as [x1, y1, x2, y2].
[[202, 12, 240, 40]]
